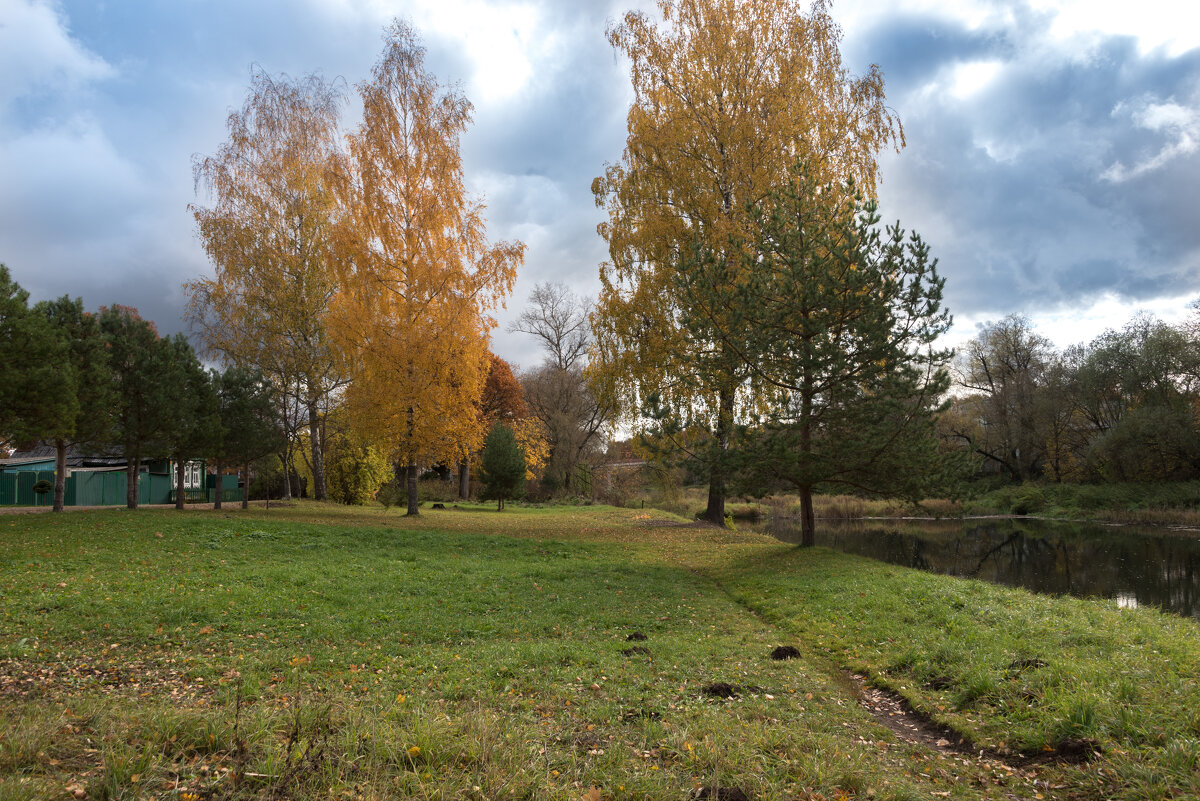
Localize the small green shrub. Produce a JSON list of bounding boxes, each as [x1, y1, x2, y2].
[[377, 480, 403, 510], [1010, 486, 1046, 515]]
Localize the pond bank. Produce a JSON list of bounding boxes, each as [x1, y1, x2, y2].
[[755, 516, 1200, 622], [688, 481, 1200, 528]]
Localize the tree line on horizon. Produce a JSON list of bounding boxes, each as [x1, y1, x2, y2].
[[944, 311, 1200, 486], [0, 266, 278, 512], [3, 0, 957, 538], [0, 255, 611, 513]]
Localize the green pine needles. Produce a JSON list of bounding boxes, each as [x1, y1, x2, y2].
[[478, 423, 526, 510]]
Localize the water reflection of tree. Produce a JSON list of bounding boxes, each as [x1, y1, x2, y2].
[[908, 535, 931, 572], [777, 518, 1200, 622], [969, 530, 1024, 579]]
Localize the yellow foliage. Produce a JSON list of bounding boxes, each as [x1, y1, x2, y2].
[[331, 22, 523, 471], [511, 417, 551, 480], [186, 71, 347, 500], [187, 71, 345, 414], [591, 0, 904, 426]]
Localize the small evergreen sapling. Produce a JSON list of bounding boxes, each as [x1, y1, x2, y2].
[[478, 424, 526, 510]]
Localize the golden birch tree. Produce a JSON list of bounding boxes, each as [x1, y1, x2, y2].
[[511, 417, 550, 481], [591, 0, 903, 524], [333, 21, 523, 516], [187, 71, 346, 501]]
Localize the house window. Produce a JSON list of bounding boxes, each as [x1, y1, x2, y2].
[[184, 462, 202, 489]]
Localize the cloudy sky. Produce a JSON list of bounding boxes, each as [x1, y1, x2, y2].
[[2, 0, 1198, 370]]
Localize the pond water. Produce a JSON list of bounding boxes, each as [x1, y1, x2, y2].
[[760, 517, 1200, 623]]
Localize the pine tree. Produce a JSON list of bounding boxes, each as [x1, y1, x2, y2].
[[161, 338, 218, 509], [34, 295, 115, 512], [478, 424, 526, 511], [217, 366, 282, 510], [0, 268, 75, 465], [98, 305, 176, 509], [723, 172, 952, 545]]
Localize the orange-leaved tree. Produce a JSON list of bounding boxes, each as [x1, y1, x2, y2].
[[332, 21, 523, 516], [482, 355, 549, 489], [591, 0, 903, 525], [456, 354, 527, 497], [187, 70, 347, 501]]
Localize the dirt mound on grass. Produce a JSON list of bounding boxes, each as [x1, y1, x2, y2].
[[700, 682, 764, 699]]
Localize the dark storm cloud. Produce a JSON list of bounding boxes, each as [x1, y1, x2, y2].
[[844, 9, 1200, 328], [848, 13, 1011, 91]]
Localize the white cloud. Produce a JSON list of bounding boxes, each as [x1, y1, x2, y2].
[[944, 292, 1197, 354], [948, 59, 1002, 100], [0, 0, 114, 108], [837, 0, 1008, 37], [307, 0, 558, 105], [1102, 98, 1200, 182], [418, 1, 552, 104], [1030, 292, 1196, 349], [1029, 0, 1200, 57]]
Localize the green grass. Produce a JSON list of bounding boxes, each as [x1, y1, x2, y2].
[[1, 502, 1198, 799], [704, 543, 1200, 800]]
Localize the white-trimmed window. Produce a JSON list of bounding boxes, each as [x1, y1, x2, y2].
[[184, 462, 203, 489]]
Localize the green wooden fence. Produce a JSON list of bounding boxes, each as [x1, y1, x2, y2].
[[0, 470, 56, 506], [0, 470, 241, 506]]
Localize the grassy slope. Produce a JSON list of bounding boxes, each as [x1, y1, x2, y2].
[[0, 503, 1197, 800]]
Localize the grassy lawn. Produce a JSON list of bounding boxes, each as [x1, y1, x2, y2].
[[1, 503, 1198, 800]]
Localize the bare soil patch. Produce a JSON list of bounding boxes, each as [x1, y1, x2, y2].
[[848, 673, 1101, 766]]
